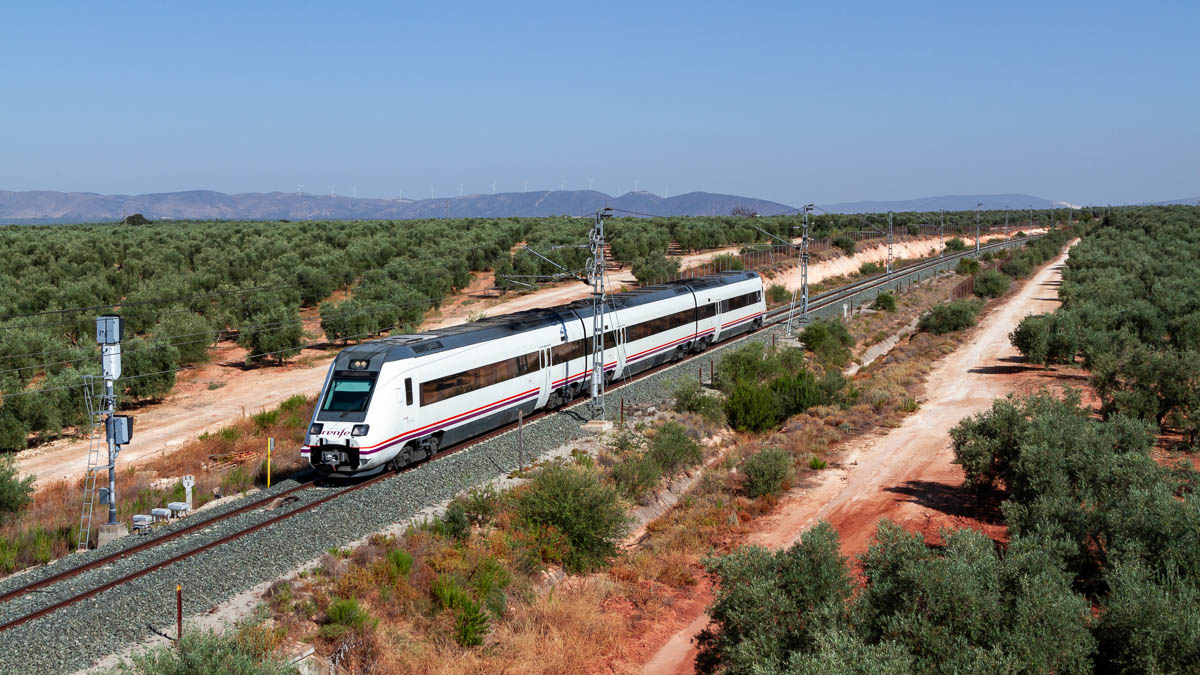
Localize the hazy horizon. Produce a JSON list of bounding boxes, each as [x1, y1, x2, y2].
[[3, 1, 1196, 206]]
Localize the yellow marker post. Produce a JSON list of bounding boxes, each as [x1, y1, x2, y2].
[[267, 437, 274, 488]]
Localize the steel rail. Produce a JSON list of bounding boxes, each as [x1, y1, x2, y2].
[[0, 480, 316, 606]]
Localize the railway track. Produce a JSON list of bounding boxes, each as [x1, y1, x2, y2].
[[0, 235, 1034, 634]]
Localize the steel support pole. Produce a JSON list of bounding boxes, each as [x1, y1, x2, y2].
[[105, 379, 116, 525]]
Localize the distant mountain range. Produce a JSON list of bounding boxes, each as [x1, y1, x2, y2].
[[0, 189, 794, 223], [1, 188, 1150, 224], [816, 194, 1074, 214]]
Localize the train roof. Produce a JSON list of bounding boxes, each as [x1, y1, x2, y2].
[[334, 269, 760, 366]]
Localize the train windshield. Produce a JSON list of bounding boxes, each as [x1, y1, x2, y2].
[[322, 377, 376, 412]]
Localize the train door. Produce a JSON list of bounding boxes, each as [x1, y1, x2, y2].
[[614, 326, 629, 378], [536, 345, 554, 408]]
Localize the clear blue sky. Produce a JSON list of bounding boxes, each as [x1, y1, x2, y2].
[[2, 1, 1196, 206]]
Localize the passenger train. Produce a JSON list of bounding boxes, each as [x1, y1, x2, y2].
[[302, 270, 765, 476]]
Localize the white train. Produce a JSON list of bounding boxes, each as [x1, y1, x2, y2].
[[302, 270, 765, 476]]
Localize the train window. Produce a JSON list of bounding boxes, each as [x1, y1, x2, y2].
[[719, 291, 759, 314], [420, 350, 542, 405], [625, 307, 696, 342], [323, 377, 376, 412], [698, 303, 717, 320], [552, 339, 586, 362], [404, 378, 413, 406]]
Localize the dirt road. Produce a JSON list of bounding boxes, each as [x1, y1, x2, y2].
[[16, 235, 959, 487], [641, 243, 1073, 674]]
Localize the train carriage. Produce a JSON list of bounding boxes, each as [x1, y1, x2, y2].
[[303, 270, 765, 476]]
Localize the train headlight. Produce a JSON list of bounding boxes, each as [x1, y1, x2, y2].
[[309, 423, 323, 435], [351, 424, 370, 437], [349, 359, 369, 370]]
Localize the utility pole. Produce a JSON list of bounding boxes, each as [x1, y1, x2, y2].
[[588, 208, 612, 419], [98, 316, 121, 527], [975, 202, 983, 255], [1029, 206, 1033, 231], [785, 204, 814, 337], [1004, 205, 1009, 238], [887, 211, 894, 274], [939, 209, 945, 256], [79, 315, 133, 549]]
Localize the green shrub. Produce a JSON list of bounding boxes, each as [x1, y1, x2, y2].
[[386, 548, 413, 579], [321, 597, 370, 640], [713, 342, 783, 394], [117, 627, 296, 675], [725, 382, 780, 433], [699, 522, 853, 673], [871, 292, 896, 312], [799, 319, 854, 367], [1009, 313, 1077, 366], [516, 465, 627, 572], [808, 456, 828, 470], [711, 253, 744, 271], [0, 455, 34, 521], [859, 261, 882, 275], [431, 575, 490, 646], [438, 502, 471, 541], [956, 257, 980, 276], [945, 237, 967, 252], [151, 312, 215, 365], [672, 379, 725, 425], [770, 370, 826, 419], [741, 447, 793, 498], [766, 283, 790, 305], [121, 336, 180, 400], [631, 256, 681, 285], [1000, 255, 1034, 278], [610, 454, 661, 499], [460, 484, 500, 525], [973, 269, 1011, 298], [648, 422, 703, 475], [918, 300, 982, 335], [833, 235, 856, 254]]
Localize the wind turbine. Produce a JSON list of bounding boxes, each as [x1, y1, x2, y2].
[[522, 180, 528, 193], [560, 180, 568, 191], [329, 185, 335, 197], [352, 185, 358, 199], [664, 185, 669, 198], [633, 178, 640, 192], [459, 184, 464, 198], [398, 188, 403, 201], [587, 178, 595, 191], [297, 185, 303, 195], [490, 182, 496, 195]]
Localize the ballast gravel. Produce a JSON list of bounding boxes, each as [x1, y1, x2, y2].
[[0, 248, 1025, 674]]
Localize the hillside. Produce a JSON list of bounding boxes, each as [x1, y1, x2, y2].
[[0, 189, 795, 222], [817, 193, 1066, 214]]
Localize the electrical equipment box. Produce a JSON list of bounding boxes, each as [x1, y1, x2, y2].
[[98, 487, 111, 505], [96, 315, 124, 345], [107, 415, 133, 445]]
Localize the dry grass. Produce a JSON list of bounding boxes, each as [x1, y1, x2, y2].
[[0, 395, 316, 575]]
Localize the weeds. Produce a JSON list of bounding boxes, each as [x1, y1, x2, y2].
[[741, 447, 793, 498]]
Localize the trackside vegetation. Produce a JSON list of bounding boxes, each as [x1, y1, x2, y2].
[[698, 390, 1200, 674], [1010, 207, 1200, 447], [0, 209, 1020, 450]]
